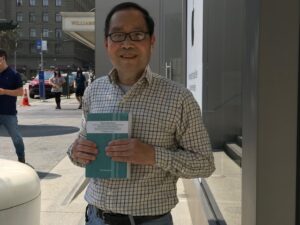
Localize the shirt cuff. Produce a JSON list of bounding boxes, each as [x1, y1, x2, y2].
[[154, 146, 173, 171]]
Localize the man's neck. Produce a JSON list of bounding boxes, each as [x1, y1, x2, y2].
[[117, 70, 144, 85]]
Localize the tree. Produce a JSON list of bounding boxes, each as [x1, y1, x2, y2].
[[0, 20, 19, 56]]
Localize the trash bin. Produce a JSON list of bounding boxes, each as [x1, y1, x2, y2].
[[0, 159, 41, 225]]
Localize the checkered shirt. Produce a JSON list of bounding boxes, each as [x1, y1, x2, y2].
[[68, 66, 215, 216]]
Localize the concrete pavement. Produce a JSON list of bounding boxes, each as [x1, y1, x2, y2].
[[1, 94, 193, 225]]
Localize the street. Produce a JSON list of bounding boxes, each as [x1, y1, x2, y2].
[[0, 95, 82, 178]]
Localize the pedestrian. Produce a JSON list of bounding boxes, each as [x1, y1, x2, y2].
[[68, 2, 215, 225], [49, 70, 65, 109], [74, 67, 86, 109], [0, 48, 26, 163]]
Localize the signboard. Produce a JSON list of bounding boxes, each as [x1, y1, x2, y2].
[[38, 71, 45, 99], [41, 40, 47, 51], [36, 40, 47, 51], [36, 40, 41, 50]]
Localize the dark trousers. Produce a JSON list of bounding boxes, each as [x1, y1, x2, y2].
[[54, 92, 61, 108]]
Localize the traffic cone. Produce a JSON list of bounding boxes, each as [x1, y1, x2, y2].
[[20, 88, 31, 106]]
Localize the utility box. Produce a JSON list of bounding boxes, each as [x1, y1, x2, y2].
[[0, 159, 41, 225]]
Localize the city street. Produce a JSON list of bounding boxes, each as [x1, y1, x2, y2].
[[0, 95, 82, 178]]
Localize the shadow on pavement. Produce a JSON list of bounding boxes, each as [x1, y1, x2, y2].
[[37, 171, 62, 179], [0, 124, 79, 137]]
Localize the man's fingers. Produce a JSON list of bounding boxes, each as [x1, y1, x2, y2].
[[77, 138, 97, 148]]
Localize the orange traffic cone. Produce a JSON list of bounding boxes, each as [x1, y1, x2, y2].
[[20, 88, 31, 106]]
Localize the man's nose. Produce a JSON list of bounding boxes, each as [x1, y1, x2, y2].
[[121, 35, 134, 47]]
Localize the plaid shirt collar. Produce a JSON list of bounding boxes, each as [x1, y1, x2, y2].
[[108, 65, 153, 86]]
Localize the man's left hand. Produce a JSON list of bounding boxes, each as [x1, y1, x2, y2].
[[105, 139, 155, 165], [0, 88, 6, 95]]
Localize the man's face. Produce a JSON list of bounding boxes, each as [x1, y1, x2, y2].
[[0, 56, 6, 70], [105, 9, 155, 78]]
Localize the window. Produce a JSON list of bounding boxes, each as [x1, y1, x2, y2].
[[29, 12, 36, 22], [55, 0, 62, 6], [42, 28, 49, 38], [29, 0, 36, 6], [16, 0, 22, 6], [43, 12, 49, 22], [30, 28, 36, 38], [16, 12, 23, 22], [55, 28, 62, 39], [43, 0, 48, 6], [55, 13, 62, 22]]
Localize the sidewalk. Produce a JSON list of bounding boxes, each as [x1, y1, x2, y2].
[[9, 95, 193, 225], [40, 155, 193, 225]]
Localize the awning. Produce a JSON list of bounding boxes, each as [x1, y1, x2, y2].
[[61, 12, 95, 49]]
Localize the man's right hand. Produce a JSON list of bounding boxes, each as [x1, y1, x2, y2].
[[71, 138, 98, 165]]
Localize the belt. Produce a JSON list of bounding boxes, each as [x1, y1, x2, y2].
[[92, 206, 169, 225]]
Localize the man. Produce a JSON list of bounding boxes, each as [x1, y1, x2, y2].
[[68, 2, 215, 225], [0, 48, 25, 163]]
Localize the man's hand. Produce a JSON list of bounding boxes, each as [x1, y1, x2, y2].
[[0, 88, 6, 95], [71, 138, 98, 165], [105, 139, 155, 165]]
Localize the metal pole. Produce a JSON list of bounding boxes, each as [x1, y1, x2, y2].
[[40, 37, 43, 71], [14, 41, 17, 70]]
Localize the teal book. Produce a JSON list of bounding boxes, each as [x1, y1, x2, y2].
[[86, 112, 131, 179]]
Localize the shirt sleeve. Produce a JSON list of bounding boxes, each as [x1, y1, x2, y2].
[[67, 85, 91, 166], [155, 91, 215, 179], [15, 72, 23, 89]]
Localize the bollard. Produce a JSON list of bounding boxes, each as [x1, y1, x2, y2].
[[0, 159, 40, 225]]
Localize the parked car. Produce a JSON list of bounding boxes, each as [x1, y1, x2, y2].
[[29, 71, 75, 99], [29, 71, 54, 99]]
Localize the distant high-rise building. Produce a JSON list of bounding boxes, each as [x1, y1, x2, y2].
[[0, 0, 95, 78]]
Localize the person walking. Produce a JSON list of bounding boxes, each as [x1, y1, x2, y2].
[[74, 67, 86, 109], [0, 48, 26, 163], [49, 70, 65, 109], [68, 2, 215, 225]]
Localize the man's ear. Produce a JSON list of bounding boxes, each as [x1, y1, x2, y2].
[[150, 35, 156, 47], [104, 38, 108, 49]]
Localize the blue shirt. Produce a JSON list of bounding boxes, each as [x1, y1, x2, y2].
[[0, 67, 23, 115]]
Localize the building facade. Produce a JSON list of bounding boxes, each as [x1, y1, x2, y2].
[[0, 0, 95, 79]]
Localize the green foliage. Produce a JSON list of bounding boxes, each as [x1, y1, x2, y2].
[[0, 29, 19, 56]]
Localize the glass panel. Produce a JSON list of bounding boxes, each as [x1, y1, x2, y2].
[[43, 0, 48, 6], [16, 12, 23, 22], [16, 0, 22, 6], [30, 28, 36, 37], [55, 0, 62, 6], [29, 12, 36, 22], [42, 29, 49, 38], [29, 0, 36, 6], [160, 0, 185, 86], [55, 13, 62, 22], [43, 13, 49, 22]]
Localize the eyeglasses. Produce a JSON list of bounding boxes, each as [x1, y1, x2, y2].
[[107, 31, 149, 42]]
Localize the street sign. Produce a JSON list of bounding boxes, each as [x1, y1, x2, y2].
[[42, 40, 47, 51], [36, 40, 41, 50], [38, 71, 45, 99], [36, 40, 47, 51]]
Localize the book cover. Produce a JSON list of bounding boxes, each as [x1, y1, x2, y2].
[[86, 112, 131, 179]]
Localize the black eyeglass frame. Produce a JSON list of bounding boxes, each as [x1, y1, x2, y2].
[[107, 31, 150, 42]]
